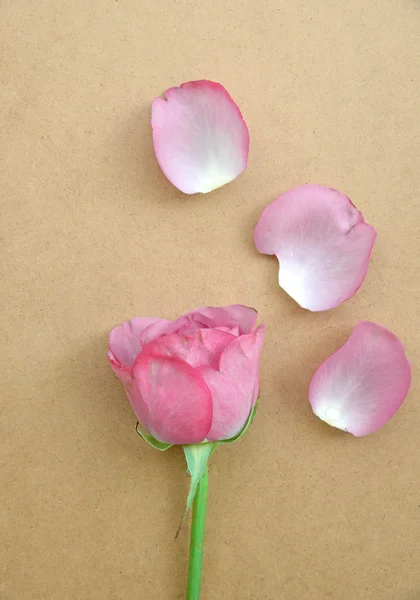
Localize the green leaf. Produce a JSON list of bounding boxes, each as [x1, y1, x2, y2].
[[135, 422, 172, 451], [176, 442, 214, 538], [219, 400, 259, 445]]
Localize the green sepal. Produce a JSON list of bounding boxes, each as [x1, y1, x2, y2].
[[176, 442, 214, 538], [208, 443, 219, 459], [135, 422, 172, 451], [219, 400, 258, 445]]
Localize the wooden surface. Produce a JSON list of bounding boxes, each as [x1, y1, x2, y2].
[[1, 1, 419, 598]]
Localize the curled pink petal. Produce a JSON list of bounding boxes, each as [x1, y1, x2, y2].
[[215, 325, 240, 337], [151, 80, 249, 194], [177, 321, 206, 336], [181, 305, 257, 334], [200, 325, 264, 441], [140, 328, 236, 370], [139, 317, 183, 347], [181, 306, 233, 329], [139, 305, 255, 345], [222, 304, 258, 333], [140, 309, 225, 344], [254, 184, 377, 311], [309, 322, 411, 436], [132, 355, 212, 444], [108, 318, 166, 379]]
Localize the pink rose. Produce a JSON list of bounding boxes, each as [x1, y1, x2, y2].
[[108, 305, 264, 445]]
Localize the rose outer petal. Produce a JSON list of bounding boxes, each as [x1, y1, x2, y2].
[[108, 317, 167, 378], [254, 184, 377, 311], [151, 80, 249, 194], [200, 325, 265, 441], [309, 321, 411, 436], [132, 354, 213, 445]]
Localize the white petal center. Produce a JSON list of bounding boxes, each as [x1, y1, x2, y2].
[[315, 403, 347, 431]]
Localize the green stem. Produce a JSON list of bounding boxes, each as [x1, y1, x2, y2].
[[186, 466, 209, 600]]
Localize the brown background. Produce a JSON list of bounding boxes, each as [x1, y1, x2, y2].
[[1, 0, 419, 598]]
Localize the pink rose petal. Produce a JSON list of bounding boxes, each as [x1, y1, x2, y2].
[[140, 328, 236, 370], [151, 80, 249, 194], [254, 184, 377, 311], [139, 305, 256, 346], [181, 306, 233, 329], [215, 325, 240, 337], [108, 317, 167, 379], [181, 305, 257, 334], [132, 354, 213, 444], [222, 304, 258, 334], [139, 317, 184, 347], [309, 321, 411, 436], [199, 325, 264, 441]]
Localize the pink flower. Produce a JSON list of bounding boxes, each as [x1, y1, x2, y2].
[[151, 80, 249, 194], [309, 322, 411, 436], [254, 184, 377, 311], [108, 305, 264, 445]]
